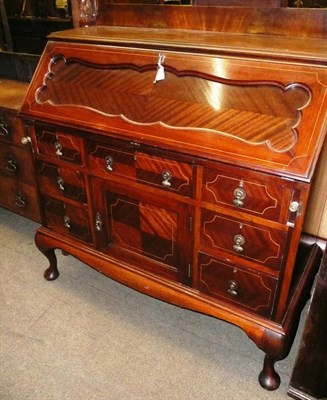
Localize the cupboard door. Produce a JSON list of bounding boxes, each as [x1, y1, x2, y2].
[[92, 178, 192, 284]]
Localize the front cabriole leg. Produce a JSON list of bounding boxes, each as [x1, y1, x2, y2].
[[35, 230, 59, 281], [259, 354, 280, 390]]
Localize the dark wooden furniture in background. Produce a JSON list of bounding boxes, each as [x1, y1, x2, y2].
[[288, 248, 327, 400], [19, 5, 327, 392], [3, 0, 73, 54], [0, 79, 41, 222]]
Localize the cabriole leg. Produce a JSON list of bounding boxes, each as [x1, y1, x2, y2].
[[43, 249, 59, 281], [258, 354, 281, 391], [35, 232, 59, 281]]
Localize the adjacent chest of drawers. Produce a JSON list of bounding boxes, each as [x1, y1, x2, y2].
[[0, 80, 41, 222], [20, 27, 327, 391]]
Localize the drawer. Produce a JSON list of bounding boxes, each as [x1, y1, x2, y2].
[[43, 197, 91, 242], [135, 152, 193, 197], [35, 127, 83, 165], [36, 161, 87, 204], [198, 252, 278, 318], [88, 140, 194, 197], [0, 144, 36, 185], [200, 209, 287, 269], [0, 177, 41, 222], [202, 166, 289, 222], [88, 140, 136, 179], [0, 110, 26, 146]]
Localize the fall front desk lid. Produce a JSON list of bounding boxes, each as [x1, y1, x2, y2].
[[20, 29, 327, 181]]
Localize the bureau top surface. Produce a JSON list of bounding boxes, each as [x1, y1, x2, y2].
[[0, 79, 29, 111], [49, 26, 327, 64], [21, 27, 327, 181]]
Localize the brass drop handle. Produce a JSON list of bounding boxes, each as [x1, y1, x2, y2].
[[54, 141, 63, 156], [6, 154, 18, 172], [57, 176, 65, 191], [233, 234, 245, 253], [21, 136, 32, 145], [95, 212, 102, 232], [15, 192, 26, 208], [105, 156, 114, 172], [289, 201, 300, 213], [227, 280, 239, 297], [63, 215, 71, 229], [0, 120, 9, 136], [162, 170, 172, 188], [233, 187, 246, 208]]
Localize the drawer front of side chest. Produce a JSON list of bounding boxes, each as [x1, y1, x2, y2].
[[0, 108, 41, 222]]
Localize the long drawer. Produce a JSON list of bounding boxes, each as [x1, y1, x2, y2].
[[198, 252, 278, 318], [202, 166, 292, 223], [88, 140, 194, 197], [200, 208, 287, 270]]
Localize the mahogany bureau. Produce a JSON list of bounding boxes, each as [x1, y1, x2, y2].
[[19, 22, 326, 391]]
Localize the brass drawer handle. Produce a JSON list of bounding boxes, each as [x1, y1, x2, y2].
[[21, 136, 31, 145], [233, 234, 245, 253], [162, 170, 172, 188], [105, 155, 114, 172], [0, 120, 9, 137], [6, 154, 18, 172], [227, 280, 239, 297], [233, 187, 246, 208], [57, 176, 65, 191], [63, 215, 71, 229], [95, 212, 102, 232], [15, 192, 27, 208], [54, 141, 63, 156]]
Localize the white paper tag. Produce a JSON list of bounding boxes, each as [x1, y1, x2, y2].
[[153, 53, 165, 84]]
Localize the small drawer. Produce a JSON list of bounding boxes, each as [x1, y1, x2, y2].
[[88, 141, 136, 179], [0, 177, 41, 222], [0, 110, 26, 146], [135, 152, 193, 197], [201, 209, 287, 269], [198, 252, 278, 317], [202, 167, 288, 222], [0, 144, 36, 185], [43, 197, 91, 242], [35, 127, 83, 165], [36, 161, 86, 204]]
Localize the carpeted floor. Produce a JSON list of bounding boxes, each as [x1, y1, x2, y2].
[[0, 208, 306, 400]]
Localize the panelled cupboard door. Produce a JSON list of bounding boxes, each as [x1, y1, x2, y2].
[[91, 177, 192, 285]]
